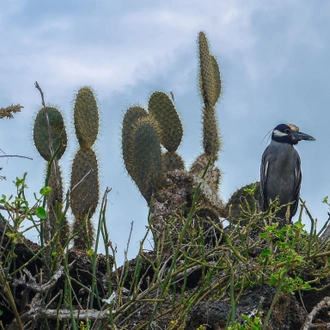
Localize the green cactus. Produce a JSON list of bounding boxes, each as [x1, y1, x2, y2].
[[33, 106, 67, 161], [162, 151, 185, 172], [130, 117, 164, 202], [33, 106, 68, 246], [71, 86, 100, 250], [226, 182, 261, 224], [70, 148, 99, 249], [202, 104, 221, 157], [198, 32, 221, 157], [47, 160, 69, 246], [211, 55, 221, 106], [73, 87, 99, 149], [122, 106, 149, 177], [148, 91, 183, 153]]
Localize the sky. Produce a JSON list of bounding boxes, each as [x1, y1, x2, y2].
[[1, 1, 329, 265]]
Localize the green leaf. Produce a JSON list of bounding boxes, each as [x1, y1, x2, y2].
[[35, 207, 47, 219], [40, 186, 52, 196]]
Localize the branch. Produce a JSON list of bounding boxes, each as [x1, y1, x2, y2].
[[301, 296, 330, 330], [0, 104, 23, 119], [12, 266, 64, 293]]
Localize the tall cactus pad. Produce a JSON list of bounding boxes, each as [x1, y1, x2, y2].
[[148, 91, 183, 152], [70, 148, 99, 249], [33, 107, 67, 161], [74, 87, 99, 149], [131, 117, 163, 202], [211, 55, 221, 106], [203, 104, 220, 157], [122, 106, 148, 177], [70, 148, 99, 218], [199, 32, 216, 107]]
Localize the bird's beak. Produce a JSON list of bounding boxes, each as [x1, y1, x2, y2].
[[292, 131, 316, 142]]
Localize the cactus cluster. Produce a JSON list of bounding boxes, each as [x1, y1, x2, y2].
[[121, 31, 225, 249], [33, 88, 100, 251], [70, 87, 100, 250], [33, 106, 69, 245], [122, 92, 183, 202]]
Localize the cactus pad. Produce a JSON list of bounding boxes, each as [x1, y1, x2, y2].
[[162, 151, 185, 172], [131, 117, 163, 202], [74, 87, 99, 149], [148, 91, 183, 152], [203, 104, 221, 157], [122, 106, 148, 176], [33, 107, 67, 161], [70, 148, 99, 218]]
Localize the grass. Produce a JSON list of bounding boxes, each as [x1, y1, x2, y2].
[[0, 174, 330, 329]]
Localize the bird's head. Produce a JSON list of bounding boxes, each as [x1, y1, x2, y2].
[[272, 123, 315, 145]]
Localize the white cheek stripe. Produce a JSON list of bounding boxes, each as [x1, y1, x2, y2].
[[273, 129, 287, 137]]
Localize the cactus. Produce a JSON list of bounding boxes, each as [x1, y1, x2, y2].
[[131, 117, 164, 202], [162, 151, 184, 172], [122, 106, 149, 177], [226, 182, 261, 224], [33, 106, 68, 246], [70, 148, 99, 249], [148, 91, 183, 153], [47, 160, 69, 245], [121, 31, 225, 251], [202, 104, 221, 157], [70, 86, 100, 249], [74, 87, 99, 149], [198, 31, 221, 157], [33, 106, 67, 161]]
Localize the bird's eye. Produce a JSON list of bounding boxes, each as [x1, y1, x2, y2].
[[285, 129, 291, 134]]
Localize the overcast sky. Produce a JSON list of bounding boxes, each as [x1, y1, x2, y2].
[[1, 1, 329, 265]]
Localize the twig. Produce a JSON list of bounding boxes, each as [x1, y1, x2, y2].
[[0, 155, 32, 160], [301, 296, 330, 329], [12, 266, 64, 293], [34, 82, 46, 109]]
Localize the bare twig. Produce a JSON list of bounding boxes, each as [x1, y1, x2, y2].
[[34, 82, 46, 109], [0, 155, 33, 160], [301, 296, 330, 330], [12, 266, 64, 293]]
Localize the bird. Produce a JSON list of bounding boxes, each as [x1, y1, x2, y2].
[[260, 123, 315, 221]]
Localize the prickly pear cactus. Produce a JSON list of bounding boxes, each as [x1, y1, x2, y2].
[[74, 87, 99, 149], [70, 86, 100, 250], [121, 31, 225, 253], [47, 160, 69, 245], [122, 106, 149, 178], [148, 91, 183, 153], [188, 31, 224, 222], [33, 106, 68, 246], [70, 148, 99, 249], [226, 182, 261, 224], [198, 31, 221, 157], [131, 116, 164, 202], [162, 151, 184, 172], [33, 106, 67, 161]]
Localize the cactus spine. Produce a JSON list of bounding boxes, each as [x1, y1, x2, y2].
[[70, 87, 99, 250], [33, 106, 68, 245]]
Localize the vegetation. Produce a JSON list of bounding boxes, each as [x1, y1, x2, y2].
[[0, 31, 329, 330]]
